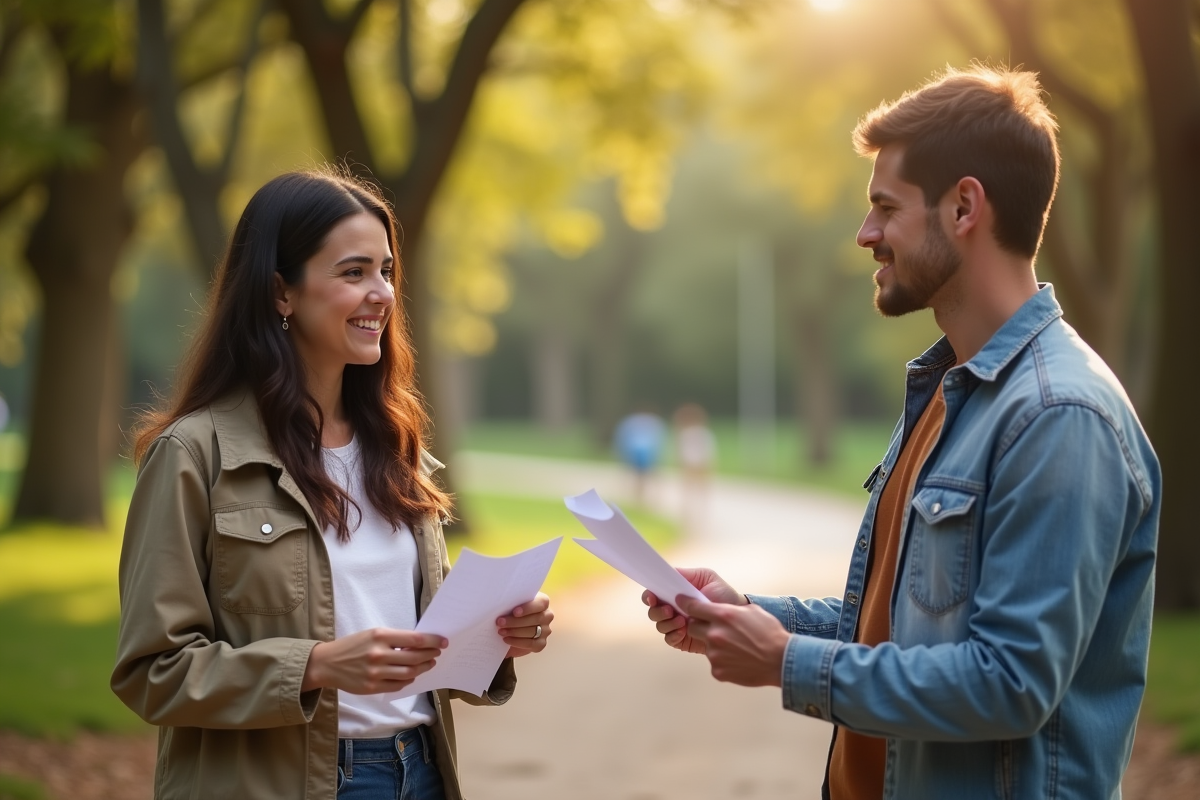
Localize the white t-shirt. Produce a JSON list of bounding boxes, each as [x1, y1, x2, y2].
[[321, 437, 437, 737]]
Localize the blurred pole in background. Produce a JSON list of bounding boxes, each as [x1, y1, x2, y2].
[[738, 237, 776, 472], [532, 327, 576, 432]]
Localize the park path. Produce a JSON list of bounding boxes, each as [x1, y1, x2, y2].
[[450, 453, 866, 800]]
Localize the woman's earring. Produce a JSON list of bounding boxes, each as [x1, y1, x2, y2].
[[281, 315, 289, 331]]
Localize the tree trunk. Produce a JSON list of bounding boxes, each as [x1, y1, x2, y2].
[[791, 307, 838, 467], [588, 225, 645, 445], [13, 64, 141, 527], [532, 326, 575, 432], [943, 0, 1143, 382], [1124, 0, 1200, 610]]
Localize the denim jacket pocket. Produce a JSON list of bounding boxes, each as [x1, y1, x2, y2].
[[906, 486, 978, 615], [214, 504, 309, 614]]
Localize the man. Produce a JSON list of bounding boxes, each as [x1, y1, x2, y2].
[[644, 66, 1160, 799]]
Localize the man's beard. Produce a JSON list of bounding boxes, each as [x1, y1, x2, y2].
[[874, 209, 961, 317]]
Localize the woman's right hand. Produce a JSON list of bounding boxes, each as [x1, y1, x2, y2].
[[302, 628, 447, 694]]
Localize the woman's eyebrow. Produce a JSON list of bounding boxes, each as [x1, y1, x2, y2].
[[333, 254, 394, 266]]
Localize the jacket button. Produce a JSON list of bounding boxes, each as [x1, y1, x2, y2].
[[804, 704, 822, 718], [858, 538, 868, 551], [931, 502, 942, 515], [847, 592, 859, 605], [260, 523, 273, 535]]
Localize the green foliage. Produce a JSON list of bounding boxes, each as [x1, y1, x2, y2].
[[1144, 614, 1200, 752]]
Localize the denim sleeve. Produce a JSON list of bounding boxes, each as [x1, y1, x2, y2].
[[779, 404, 1151, 740], [747, 594, 842, 639]]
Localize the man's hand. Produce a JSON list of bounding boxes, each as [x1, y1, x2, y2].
[[675, 594, 790, 688], [642, 567, 748, 653], [498, 592, 554, 658]]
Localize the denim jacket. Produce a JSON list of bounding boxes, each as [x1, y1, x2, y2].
[[752, 286, 1160, 799]]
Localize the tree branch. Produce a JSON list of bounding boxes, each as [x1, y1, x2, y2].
[[277, 0, 378, 170], [345, 0, 374, 35], [138, 0, 260, 270], [137, 0, 199, 187], [981, 0, 1112, 133], [0, 9, 24, 69], [395, 0, 525, 216], [0, 172, 37, 218], [216, 0, 269, 182], [930, 0, 989, 58], [399, 0, 415, 99], [168, 0, 223, 46]]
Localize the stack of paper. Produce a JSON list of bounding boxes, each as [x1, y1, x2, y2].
[[565, 489, 709, 607], [399, 537, 561, 698]]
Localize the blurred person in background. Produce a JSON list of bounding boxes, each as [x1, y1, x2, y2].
[[643, 66, 1159, 800], [673, 402, 716, 537], [614, 407, 667, 506], [111, 170, 554, 800]]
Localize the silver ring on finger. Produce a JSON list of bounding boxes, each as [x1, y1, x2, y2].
[[533, 624, 543, 640]]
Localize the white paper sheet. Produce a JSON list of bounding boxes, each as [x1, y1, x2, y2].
[[398, 537, 562, 698], [565, 489, 709, 606]]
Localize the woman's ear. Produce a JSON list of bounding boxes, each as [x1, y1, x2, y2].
[[951, 176, 986, 236], [273, 273, 291, 318]]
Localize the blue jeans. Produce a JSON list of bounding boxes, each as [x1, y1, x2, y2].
[[337, 727, 446, 800]]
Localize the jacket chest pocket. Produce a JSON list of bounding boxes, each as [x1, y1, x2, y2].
[[906, 486, 978, 615], [213, 505, 308, 614]]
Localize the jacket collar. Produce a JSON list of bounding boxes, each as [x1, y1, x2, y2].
[[210, 390, 281, 472], [209, 388, 442, 477], [907, 283, 1062, 383]]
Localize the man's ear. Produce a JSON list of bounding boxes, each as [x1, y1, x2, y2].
[[950, 176, 986, 236], [273, 273, 292, 318]]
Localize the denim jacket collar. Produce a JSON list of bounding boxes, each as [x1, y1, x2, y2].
[[906, 284, 1063, 383]]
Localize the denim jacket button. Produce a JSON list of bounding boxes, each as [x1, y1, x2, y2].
[[858, 538, 868, 551], [931, 502, 942, 515], [804, 704, 822, 718], [847, 592, 860, 605]]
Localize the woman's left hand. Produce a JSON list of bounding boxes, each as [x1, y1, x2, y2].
[[497, 592, 553, 658]]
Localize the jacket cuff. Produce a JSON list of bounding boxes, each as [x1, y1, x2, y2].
[[282, 639, 322, 725], [483, 657, 517, 705], [781, 634, 839, 723], [747, 594, 797, 631]]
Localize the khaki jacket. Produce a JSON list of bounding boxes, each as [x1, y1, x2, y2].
[[111, 391, 516, 799]]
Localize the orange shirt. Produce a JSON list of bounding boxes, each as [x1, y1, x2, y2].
[[828, 383, 947, 800]]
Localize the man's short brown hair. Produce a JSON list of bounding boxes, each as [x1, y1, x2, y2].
[[853, 65, 1060, 258]]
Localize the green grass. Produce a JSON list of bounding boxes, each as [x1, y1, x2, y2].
[[0, 773, 46, 800], [0, 470, 674, 738], [462, 419, 894, 497], [1144, 614, 1200, 752]]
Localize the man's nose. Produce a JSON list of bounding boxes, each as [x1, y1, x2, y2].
[[856, 213, 881, 249]]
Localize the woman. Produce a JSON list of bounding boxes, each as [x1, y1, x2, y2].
[[112, 170, 554, 799]]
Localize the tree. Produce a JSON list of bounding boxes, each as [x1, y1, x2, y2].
[[1123, 0, 1200, 610], [932, 0, 1153, 392], [136, 0, 270, 273], [6, 4, 145, 527]]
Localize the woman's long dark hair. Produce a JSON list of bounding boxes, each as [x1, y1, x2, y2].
[[134, 169, 450, 538]]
